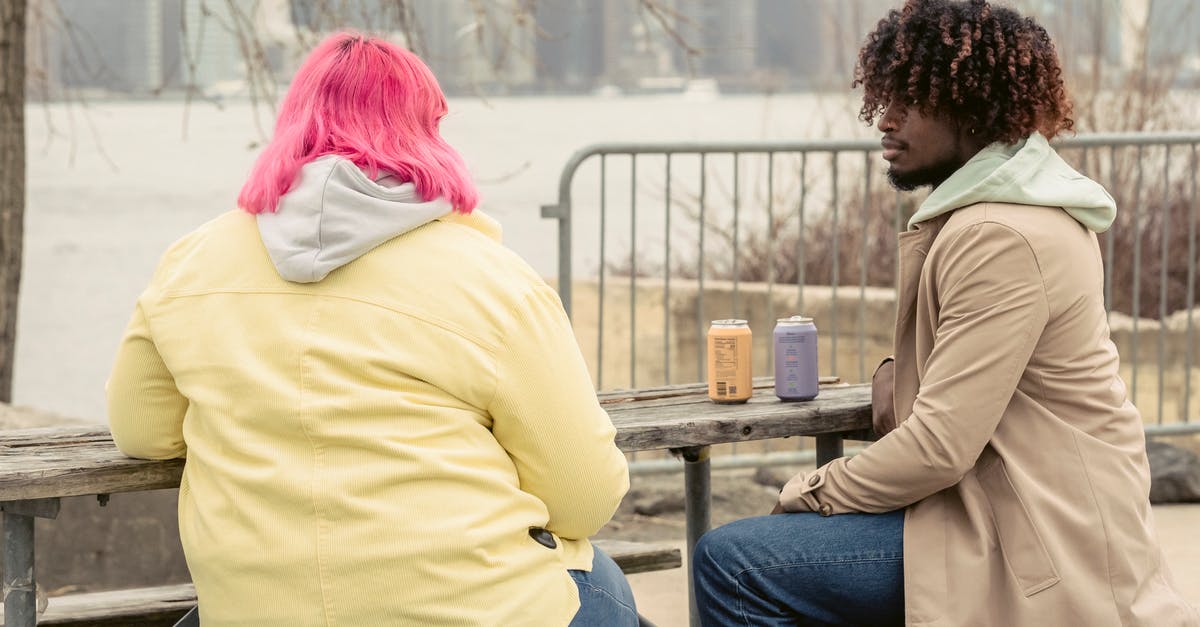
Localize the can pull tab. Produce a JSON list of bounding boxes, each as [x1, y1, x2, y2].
[[529, 527, 557, 549]]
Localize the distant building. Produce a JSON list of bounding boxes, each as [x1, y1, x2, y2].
[[672, 0, 758, 87], [285, 0, 537, 94], [535, 0, 608, 91], [53, 0, 183, 94], [28, 0, 1199, 97], [755, 0, 826, 90], [180, 2, 244, 93], [1147, 0, 1200, 81], [1026, 0, 1121, 78]]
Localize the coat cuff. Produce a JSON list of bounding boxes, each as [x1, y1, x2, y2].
[[778, 465, 835, 516]]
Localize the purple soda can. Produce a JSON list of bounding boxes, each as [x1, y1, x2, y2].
[[774, 316, 819, 401]]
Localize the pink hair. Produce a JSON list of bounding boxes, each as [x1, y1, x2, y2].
[[238, 32, 478, 214]]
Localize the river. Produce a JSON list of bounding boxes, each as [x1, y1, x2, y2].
[[18, 92, 875, 421]]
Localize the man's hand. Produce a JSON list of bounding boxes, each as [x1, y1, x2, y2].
[[872, 358, 897, 437]]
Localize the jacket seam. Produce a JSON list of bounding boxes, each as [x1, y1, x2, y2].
[[935, 219, 1050, 310], [1071, 430, 1124, 622], [160, 288, 496, 353], [934, 221, 1052, 419], [297, 300, 335, 626], [132, 292, 189, 394], [964, 214, 1051, 403], [484, 284, 543, 410], [133, 298, 164, 373]]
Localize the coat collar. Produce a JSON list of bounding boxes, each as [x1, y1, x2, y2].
[[892, 213, 952, 425], [895, 213, 951, 323]]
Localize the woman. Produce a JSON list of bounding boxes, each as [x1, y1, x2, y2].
[[108, 32, 634, 626]]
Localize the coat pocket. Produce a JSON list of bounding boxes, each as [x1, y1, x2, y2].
[[976, 452, 1061, 597]]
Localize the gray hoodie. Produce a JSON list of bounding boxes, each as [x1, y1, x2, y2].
[[257, 155, 454, 283]]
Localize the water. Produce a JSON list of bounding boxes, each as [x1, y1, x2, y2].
[[19, 93, 870, 421]]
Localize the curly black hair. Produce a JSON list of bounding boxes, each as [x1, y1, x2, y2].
[[853, 0, 1073, 145]]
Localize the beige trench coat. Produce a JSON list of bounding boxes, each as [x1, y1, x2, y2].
[[780, 202, 1198, 626]]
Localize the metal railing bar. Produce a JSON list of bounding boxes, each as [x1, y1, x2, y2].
[[697, 154, 707, 383], [860, 153, 871, 382], [664, 155, 672, 385], [598, 156, 607, 390], [831, 152, 840, 377], [894, 189, 902, 321], [1187, 144, 1198, 423], [547, 133, 1200, 165], [631, 155, 638, 388], [798, 153, 808, 315], [732, 156, 742, 457], [1158, 147, 1169, 424], [1105, 145, 1116, 316], [733, 154, 741, 318], [766, 152, 777, 375], [1133, 145, 1144, 405], [1145, 423, 1200, 436]]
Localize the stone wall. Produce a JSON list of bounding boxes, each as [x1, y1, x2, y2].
[[569, 278, 897, 390]]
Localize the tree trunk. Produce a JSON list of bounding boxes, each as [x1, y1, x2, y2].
[[0, 0, 25, 403]]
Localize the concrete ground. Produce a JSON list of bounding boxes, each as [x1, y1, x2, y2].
[[626, 504, 1200, 626]]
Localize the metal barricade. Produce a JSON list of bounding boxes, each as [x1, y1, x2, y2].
[[541, 133, 1200, 439]]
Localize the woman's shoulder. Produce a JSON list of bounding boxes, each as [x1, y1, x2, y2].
[[397, 210, 546, 288], [146, 210, 258, 286]]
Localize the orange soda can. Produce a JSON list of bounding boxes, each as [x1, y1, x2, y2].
[[707, 319, 753, 404]]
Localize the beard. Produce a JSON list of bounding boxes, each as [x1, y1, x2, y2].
[[886, 157, 964, 191]]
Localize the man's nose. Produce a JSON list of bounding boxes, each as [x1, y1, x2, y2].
[[877, 103, 901, 132]]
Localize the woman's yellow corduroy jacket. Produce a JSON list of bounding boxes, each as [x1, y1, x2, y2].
[[108, 170, 629, 626]]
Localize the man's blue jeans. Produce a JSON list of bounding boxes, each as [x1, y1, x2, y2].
[[692, 511, 904, 626], [568, 547, 639, 626]]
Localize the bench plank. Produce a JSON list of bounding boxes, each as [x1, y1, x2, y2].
[[14, 542, 678, 627], [593, 538, 682, 574], [0, 427, 184, 501], [1, 584, 194, 627]]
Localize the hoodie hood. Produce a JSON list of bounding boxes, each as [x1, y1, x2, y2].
[[908, 132, 1116, 233], [257, 155, 454, 283]]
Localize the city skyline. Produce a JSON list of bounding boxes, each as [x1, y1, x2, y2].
[[25, 0, 1200, 100]]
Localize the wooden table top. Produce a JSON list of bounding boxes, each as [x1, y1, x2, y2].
[[0, 381, 870, 502]]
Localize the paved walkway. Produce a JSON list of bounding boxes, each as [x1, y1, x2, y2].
[[628, 504, 1200, 626]]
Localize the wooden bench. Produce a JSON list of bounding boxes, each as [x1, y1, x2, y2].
[[1, 380, 872, 626], [10, 539, 679, 627]]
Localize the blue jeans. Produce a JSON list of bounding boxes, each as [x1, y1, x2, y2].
[[692, 511, 904, 626], [569, 547, 639, 626]]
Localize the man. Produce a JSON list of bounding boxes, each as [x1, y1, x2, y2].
[[692, 1, 1200, 625]]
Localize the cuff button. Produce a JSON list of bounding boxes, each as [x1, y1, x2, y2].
[[808, 475, 821, 487], [819, 503, 833, 517]]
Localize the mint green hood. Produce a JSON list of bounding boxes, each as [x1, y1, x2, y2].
[[908, 132, 1116, 232]]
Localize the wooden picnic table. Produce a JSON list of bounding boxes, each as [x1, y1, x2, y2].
[[0, 380, 872, 627]]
